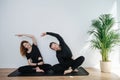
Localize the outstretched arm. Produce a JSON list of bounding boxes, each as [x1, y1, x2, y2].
[[16, 34, 37, 45], [41, 32, 65, 44]]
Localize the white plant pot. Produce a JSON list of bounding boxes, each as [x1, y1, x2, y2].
[[100, 61, 111, 73]]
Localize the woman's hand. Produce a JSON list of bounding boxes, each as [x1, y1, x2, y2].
[[15, 34, 37, 45], [38, 61, 44, 65], [38, 57, 42, 60]]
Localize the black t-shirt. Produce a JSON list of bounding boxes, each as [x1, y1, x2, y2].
[[26, 44, 43, 63]]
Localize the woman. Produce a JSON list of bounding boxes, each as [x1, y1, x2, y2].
[[16, 34, 51, 73]]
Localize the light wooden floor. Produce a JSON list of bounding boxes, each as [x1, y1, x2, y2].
[[0, 68, 120, 80]]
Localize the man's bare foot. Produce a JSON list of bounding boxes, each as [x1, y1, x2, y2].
[[64, 67, 73, 75], [73, 69, 79, 72]]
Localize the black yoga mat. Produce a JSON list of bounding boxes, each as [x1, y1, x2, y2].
[[8, 67, 89, 77]]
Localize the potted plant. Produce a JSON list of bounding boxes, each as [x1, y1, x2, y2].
[[88, 14, 120, 72]]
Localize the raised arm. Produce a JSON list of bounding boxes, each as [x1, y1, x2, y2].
[[41, 32, 65, 44], [16, 34, 37, 45]]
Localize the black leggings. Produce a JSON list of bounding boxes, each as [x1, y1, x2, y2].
[[52, 56, 85, 74], [18, 64, 51, 73]]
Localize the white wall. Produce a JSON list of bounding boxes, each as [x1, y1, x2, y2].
[[0, 0, 118, 68], [117, 0, 120, 20]]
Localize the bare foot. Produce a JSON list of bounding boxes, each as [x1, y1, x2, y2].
[[73, 69, 79, 72], [64, 67, 73, 75], [36, 69, 44, 72], [36, 67, 44, 72]]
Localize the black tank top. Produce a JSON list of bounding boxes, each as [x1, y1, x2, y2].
[[26, 44, 43, 63]]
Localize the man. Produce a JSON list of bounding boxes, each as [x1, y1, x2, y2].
[[41, 32, 85, 74]]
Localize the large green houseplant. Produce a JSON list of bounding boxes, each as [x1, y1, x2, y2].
[[88, 14, 120, 72]]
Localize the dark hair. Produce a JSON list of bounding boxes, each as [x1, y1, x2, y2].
[[49, 42, 56, 49], [20, 40, 29, 56]]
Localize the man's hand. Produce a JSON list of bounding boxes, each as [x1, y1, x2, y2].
[[41, 32, 46, 37], [15, 34, 23, 37]]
